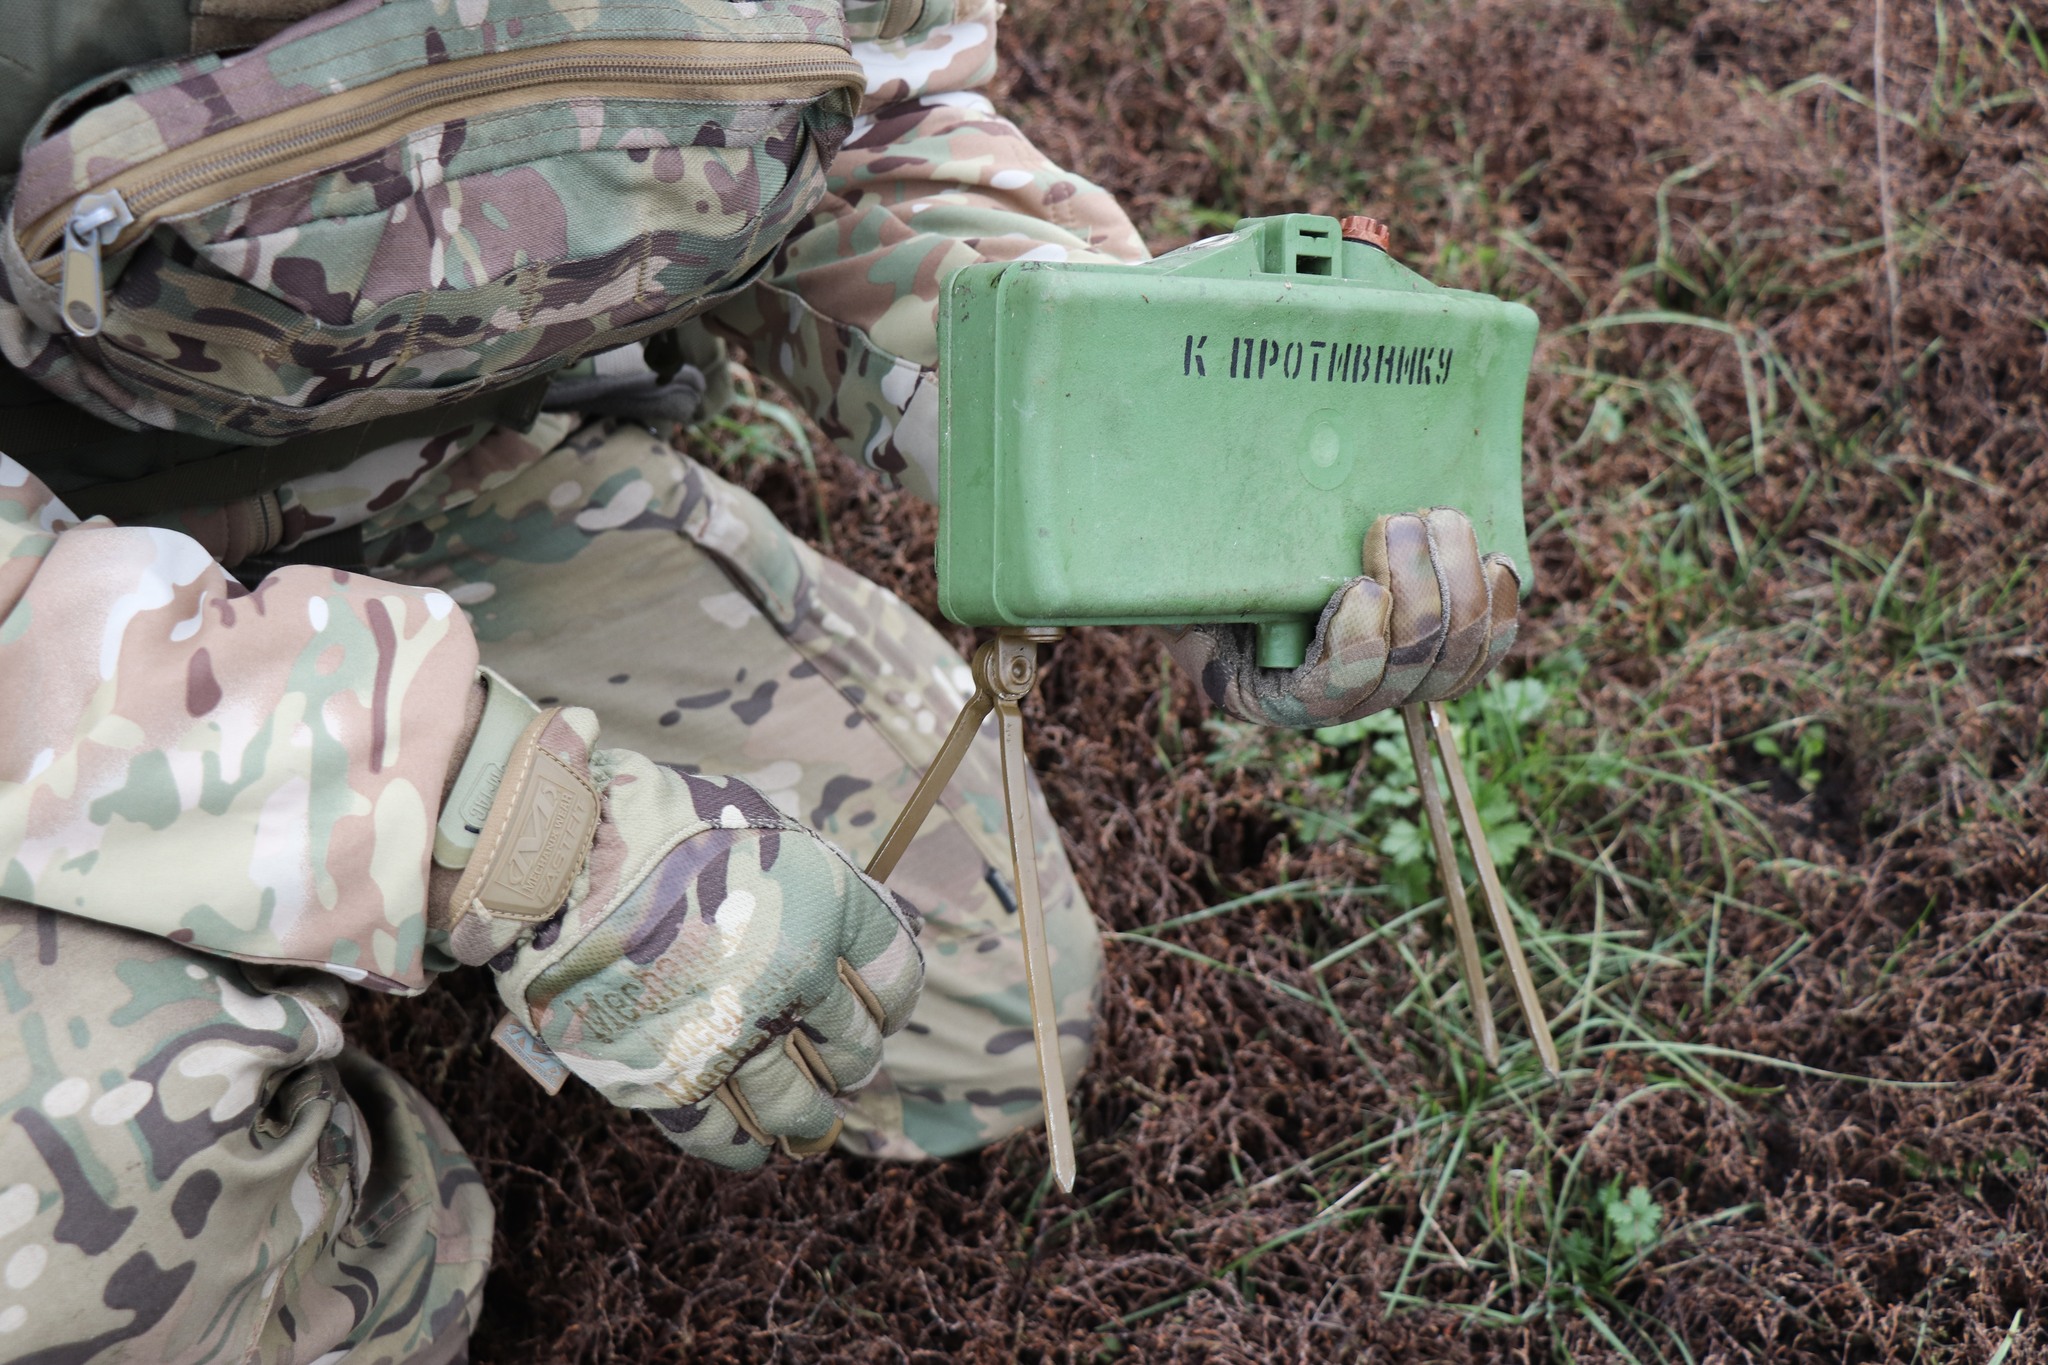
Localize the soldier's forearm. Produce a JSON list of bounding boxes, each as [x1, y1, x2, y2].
[[0, 456, 479, 991], [708, 0, 1145, 503]]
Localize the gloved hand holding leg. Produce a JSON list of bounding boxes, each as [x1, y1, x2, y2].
[[436, 681, 924, 1170]]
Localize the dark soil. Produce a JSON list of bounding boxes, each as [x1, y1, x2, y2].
[[353, 1, 2048, 1359]]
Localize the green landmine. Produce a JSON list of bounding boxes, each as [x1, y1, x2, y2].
[[937, 212, 1538, 668]]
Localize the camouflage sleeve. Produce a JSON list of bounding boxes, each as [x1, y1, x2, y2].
[[0, 455, 479, 991], [707, 0, 1148, 502]]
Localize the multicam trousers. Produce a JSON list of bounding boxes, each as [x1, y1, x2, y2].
[[0, 421, 1102, 1362], [0, 910, 491, 1365]]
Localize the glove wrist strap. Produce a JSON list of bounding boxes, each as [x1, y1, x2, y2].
[[448, 708, 600, 934], [435, 667, 543, 869]]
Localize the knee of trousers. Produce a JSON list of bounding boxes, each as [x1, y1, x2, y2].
[[373, 432, 1113, 1162], [0, 902, 490, 1363]]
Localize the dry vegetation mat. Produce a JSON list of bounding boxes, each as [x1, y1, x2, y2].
[[353, 0, 2048, 1359]]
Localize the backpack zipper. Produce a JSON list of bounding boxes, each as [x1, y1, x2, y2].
[[27, 40, 863, 336], [59, 191, 135, 337]]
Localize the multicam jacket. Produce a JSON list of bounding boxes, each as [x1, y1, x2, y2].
[[0, 0, 1147, 991]]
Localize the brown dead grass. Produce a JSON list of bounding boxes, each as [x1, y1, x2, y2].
[[353, 1, 2048, 1359]]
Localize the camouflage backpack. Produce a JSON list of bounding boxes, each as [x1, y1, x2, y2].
[[0, 0, 865, 456]]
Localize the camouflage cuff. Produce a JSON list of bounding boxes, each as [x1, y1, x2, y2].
[[433, 667, 542, 870]]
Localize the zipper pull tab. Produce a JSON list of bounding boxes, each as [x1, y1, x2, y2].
[[59, 191, 134, 338]]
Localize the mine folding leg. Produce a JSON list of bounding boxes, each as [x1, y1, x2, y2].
[[1403, 702, 1561, 1078], [1402, 705, 1500, 1067], [867, 629, 1078, 1191]]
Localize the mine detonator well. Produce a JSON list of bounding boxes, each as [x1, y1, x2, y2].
[[865, 215, 1556, 1197], [936, 212, 1538, 670]]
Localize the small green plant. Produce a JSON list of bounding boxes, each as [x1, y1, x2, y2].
[[1557, 1181, 1666, 1295], [1238, 649, 1602, 907], [1201, 650, 1616, 907], [1605, 1182, 1664, 1253], [1311, 700, 1532, 908], [1752, 721, 1827, 792]]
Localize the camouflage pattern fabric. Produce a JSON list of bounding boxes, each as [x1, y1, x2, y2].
[[0, 0, 1505, 1019], [0, 415, 1105, 1358], [187, 0, 347, 54], [704, 82, 1151, 500], [0, 0, 863, 440], [1158, 508, 1524, 729], [133, 418, 509, 567], [0, 455, 481, 992], [840, 0, 942, 46], [0, 900, 491, 1363], [849, 0, 996, 112], [428, 689, 928, 1164], [373, 419, 1103, 1162], [59, 17, 1154, 555], [0, 0, 1511, 1349]]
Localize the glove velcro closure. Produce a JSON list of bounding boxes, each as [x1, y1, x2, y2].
[[446, 708, 602, 965]]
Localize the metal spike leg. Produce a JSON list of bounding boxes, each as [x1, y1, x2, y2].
[[866, 629, 1077, 1192], [1400, 706, 1499, 1067], [1420, 702, 1561, 1077]]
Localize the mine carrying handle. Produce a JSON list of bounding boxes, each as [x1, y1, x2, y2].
[[866, 629, 1077, 1193]]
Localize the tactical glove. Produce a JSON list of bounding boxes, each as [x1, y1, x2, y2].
[[1160, 507, 1520, 729], [435, 677, 923, 1169]]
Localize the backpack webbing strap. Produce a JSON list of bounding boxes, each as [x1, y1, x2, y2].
[[6, 374, 552, 521]]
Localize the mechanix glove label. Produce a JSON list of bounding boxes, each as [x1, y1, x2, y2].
[[451, 708, 600, 927], [479, 748, 598, 919]]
